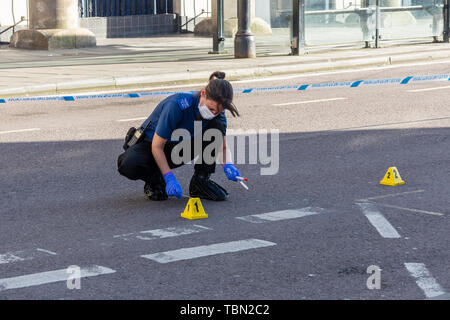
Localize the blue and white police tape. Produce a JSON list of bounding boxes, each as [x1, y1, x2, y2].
[[1, 74, 449, 103], [238, 74, 450, 93]]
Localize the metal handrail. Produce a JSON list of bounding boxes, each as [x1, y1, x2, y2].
[[305, 5, 441, 15], [180, 9, 210, 28], [0, 16, 26, 36], [291, 2, 447, 53]]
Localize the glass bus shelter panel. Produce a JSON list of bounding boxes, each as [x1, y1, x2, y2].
[[305, 0, 370, 46], [378, 1, 444, 41], [221, 0, 237, 41], [254, 0, 293, 55], [220, 0, 292, 55], [303, 0, 444, 46]]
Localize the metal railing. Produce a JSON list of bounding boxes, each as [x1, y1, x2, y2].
[[0, 16, 27, 36], [305, 4, 444, 48], [179, 9, 210, 31], [292, 0, 449, 54], [79, 0, 172, 18], [303, 3, 445, 48]]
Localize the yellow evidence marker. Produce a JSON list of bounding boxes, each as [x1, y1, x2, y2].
[[380, 167, 405, 186], [181, 197, 208, 220]]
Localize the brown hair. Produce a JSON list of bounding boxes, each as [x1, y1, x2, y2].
[[204, 71, 240, 117]]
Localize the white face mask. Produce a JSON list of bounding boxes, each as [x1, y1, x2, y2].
[[199, 105, 216, 120]]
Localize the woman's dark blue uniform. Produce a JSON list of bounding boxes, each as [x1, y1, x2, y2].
[[117, 92, 228, 201]]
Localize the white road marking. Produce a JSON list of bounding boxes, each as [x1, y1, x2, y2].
[[407, 85, 450, 92], [142, 239, 276, 264], [0, 128, 40, 135], [357, 202, 401, 238], [116, 117, 147, 122], [0, 253, 27, 264], [186, 154, 200, 165], [374, 203, 444, 217], [356, 190, 425, 202], [36, 83, 206, 98], [237, 208, 323, 224], [233, 75, 307, 83], [31, 60, 450, 98], [113, 225, 211, 241], [36, 248, 58, 255], [272, 97, 346, 106], [404, 263, 446, 299], [0, 265, 116, 292], [0, 248, 57, 265], [232, 59, 450, 83]]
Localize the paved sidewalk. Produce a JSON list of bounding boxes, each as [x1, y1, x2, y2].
[[1, 34, 450, 98]]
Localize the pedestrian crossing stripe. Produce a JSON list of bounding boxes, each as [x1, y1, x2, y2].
[[141, 239, 276, 263]]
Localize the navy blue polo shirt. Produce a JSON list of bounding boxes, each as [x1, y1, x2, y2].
[[141, 92, 227, 143]]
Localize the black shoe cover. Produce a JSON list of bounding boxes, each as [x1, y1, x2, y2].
[[189, 173, 228, 201], [144, 182, 168, 201]]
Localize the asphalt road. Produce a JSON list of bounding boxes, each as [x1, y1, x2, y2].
[[0, 62, 449, 300]]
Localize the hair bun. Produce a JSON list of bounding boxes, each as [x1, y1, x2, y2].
[[210, 71, 226, 81]]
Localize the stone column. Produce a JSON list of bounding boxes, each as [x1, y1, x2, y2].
[[10, 0, 96, 50], [194, 0, 272, 37]]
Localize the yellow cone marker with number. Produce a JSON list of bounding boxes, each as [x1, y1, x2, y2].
[[380, 167, 405, 186], [181, 197, 208, 220]]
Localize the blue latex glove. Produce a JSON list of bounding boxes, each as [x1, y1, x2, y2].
[[224, 163, 240, 182], [163, 171, 182, 198]]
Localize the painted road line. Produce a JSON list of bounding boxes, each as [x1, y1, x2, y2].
[[0, 265, 116, 292], [373, 203, 444, 217], [236, 208, 323, 224], [0, 128, 40, 135], [356, 190, 425, 202], [26, 83, 205, 98], [2, 64, 444, 102], [113, 225, 211, 241], [0, 248, 57, 265], [234, 75, 303, 84], [0, 253, 28, 265], [35, 248, 57, 255], [233, 62, 450, 83], [116, 117, 147, 122], [272, 98, 346, 107], [404, 263, 447, 299], [357, 202, 401, 238], [407, 85, 450, 93], [142, 239, 276, 264]]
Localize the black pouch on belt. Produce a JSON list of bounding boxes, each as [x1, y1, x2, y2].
[[123, 121, 151, 150]]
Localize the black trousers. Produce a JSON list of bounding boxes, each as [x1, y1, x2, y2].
[[117, 118, 225, 185]]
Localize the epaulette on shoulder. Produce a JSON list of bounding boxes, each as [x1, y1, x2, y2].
[[177, 94, 193, 111]]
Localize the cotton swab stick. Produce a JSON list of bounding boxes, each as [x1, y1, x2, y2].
[[239, 181, 249, 190]]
